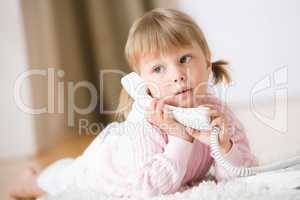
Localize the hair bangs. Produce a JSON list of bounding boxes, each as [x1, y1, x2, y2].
[[126, 17, 196, 69]]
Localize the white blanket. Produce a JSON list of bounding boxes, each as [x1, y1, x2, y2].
[[39, 168, 300, 200]]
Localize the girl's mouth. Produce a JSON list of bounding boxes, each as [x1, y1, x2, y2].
[[175, 88, 193, 96]]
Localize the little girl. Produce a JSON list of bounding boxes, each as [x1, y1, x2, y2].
[[9, 8, 258, 199]]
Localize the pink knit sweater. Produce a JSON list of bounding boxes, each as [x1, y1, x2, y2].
[[71, 103, 258, 198], [38, 103, 258, 198]]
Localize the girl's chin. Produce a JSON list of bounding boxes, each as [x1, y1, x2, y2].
[[162, 91, 209, 108], [167, 97, 196, 108]]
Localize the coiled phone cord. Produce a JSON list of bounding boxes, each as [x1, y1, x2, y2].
[[210, 126, 300, 177]]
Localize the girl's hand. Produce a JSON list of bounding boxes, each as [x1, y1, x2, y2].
[[186, 95, 233, 153], [145, 98, 194, 143]]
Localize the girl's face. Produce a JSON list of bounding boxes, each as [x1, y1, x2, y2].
[[139, 45, 211, 108]]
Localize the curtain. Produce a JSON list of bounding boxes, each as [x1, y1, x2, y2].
[[20, 0, 178, 152]]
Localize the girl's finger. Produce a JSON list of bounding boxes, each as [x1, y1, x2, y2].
[[162, 94, 175, 104], [150, 98, 158, 114], [201, 95, 222, 105], [163, 106, 170, 120], [145, 111, 153, 123], [211, 117, 228, 141], [202, 103, 223, 109], [197, 129, 211, 137], [211, 117, 221, 126], [186, 127, 196, 137], [188, 129, 210, 145], [195, 94, 221, 105], [186, 127, 210, 137], [202, 104, 219, 114], [202, 103, 226, 113], [157, 95, 173, 117], [211, 117, 225, 129], [156, 99, 165, 118], [201, 103, 216, 108], [208, 109, 220, 118]]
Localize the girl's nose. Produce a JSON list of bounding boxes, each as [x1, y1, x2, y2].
[[171, 64, 187, 83], [174, 75, 185, 83], [173, 68, 186, 83]]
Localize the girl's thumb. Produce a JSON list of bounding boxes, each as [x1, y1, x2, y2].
[[186, 127, 194, 135]]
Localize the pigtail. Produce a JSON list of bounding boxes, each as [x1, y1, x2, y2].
[[211, 59, 232, 85], [114, 88, 134, 122]]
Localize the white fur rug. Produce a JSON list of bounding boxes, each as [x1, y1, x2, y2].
[[39, 169, 300, 200]]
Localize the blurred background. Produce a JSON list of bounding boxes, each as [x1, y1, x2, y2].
[[0, 0, 299, 199]]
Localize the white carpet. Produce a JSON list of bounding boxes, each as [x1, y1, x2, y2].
[[40, 169, 300, 200]]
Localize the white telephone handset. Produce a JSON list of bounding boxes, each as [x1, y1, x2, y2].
[[121, 72, 300, 177], [121, 72, 211, 130]]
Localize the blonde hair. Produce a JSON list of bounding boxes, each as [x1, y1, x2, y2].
[[115, 8, 232, 121]]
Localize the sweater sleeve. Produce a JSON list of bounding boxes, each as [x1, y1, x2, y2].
[[212, 107, 259, 181], [131, 122, 194, 198]]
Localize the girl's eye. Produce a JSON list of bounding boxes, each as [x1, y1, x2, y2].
[[180, 55, 192, 64], [153, 65, 163, 73]]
